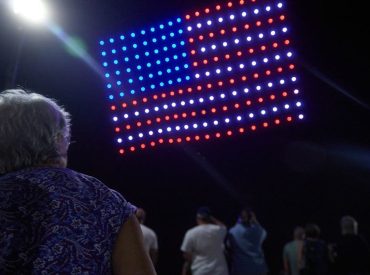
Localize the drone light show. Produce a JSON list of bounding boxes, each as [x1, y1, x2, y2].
[[98, 0, 304, 155]]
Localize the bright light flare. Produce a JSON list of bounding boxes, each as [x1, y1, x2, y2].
[[10, 0, 48, 23]]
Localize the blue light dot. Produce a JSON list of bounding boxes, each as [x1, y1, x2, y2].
[[107, 84, 112, 88], [172, 43, 177, 48], [168, 80, 173, 84], [177, 18, 181, 23], [115, 70, 120, 75], [184, 64, 189, 69], [139, 76, 144, 81], [182, 52, 187, 57], [145, 51, 149, 56], [133, 44, 138, 48], [120, 35, 125, 40], [105, 73, 110, 78], [167, 68, 172, 73], [152, 38, 157, 43], [137, 65, 142, 70], [141, 87, 145, 91], [159, 82, 164, 87], [109, 38, 114, 43], [130, 90, 135, 94], [131, 33, 135, 38], [101, 51, 106, 56], [163, 46, 168, 51], [173, 55, 178, 60], [168, 21, 173, 26], [109, 95, 114, 99], [185, 75, 190, 80], [178, 29, 183, 34], [135, 54, 140, 59], [147, 62, 151, 67], [175, 66, 179, 71], [117, 81, 122, 85], [119, 92, 124, 97], [154, 49, 159, 54], [99, 40, 105, 45], [113, 60, 118, 64], [141, 30, 145, 35], [103, 62, 108, 67], [124, 57, 129, 62], [150, 27, 155, 32], [159, 24, 164, 29], [150, 84, 155, 89], [128, 79, 133, 83], [126, 68, 131, 73], [161, 35, 166, 40], [122, 46, 127, 51], [112, 49, 116, 54], [165, 57, 170, 62], [180, 41, 185, 46], [158, 71, 163, 75], [170, 32, 174, 37], [149, 73, 153, 78], [156, 60, 161, 65], [177, 77, 182, 82], [143, 41, 148, 46]]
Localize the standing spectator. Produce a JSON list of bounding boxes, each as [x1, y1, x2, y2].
[[283, 226, 305, 275], [300, 223, 329, 275], [0, 89, 156, 275], [331, 216, 370, 275], [136, 208, 159, 267], [227, 207, 268, 275], [180, 206, 229, 275]]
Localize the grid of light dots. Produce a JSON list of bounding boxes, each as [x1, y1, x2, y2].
[[98, 0, 304, 155]]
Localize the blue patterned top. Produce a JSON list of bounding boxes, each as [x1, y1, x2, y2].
[[0, 167, 136, 274]]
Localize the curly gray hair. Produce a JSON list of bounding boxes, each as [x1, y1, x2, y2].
[[0, 89, 71, 174]]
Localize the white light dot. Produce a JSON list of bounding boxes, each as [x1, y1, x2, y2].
[[254, 9, 259, 14], [197, 23, 202, 28], [117, 138, 122, 143], [113, 116, 118, 121], [280, 79, 285, 84], [294, 89, 299, 94], [216, 68, 221, 74], [214, 120, 219, 125], [223, 41, 228, 47], [239, 63, 245, 69], [154, 106, 159, 111], [211, 44, 216, 50], [232, 91, 237, 96], [230, 14, 235, 20], [272, 107, 278, 112], [234, 39, 240, 44], [242, 11, 247, 17], [193, 123, 198, 129], [268, 82, 273, 87], [124, 114, 129, 118], [203, 122, 208, 127], [201, 47, 206, 52], [246, 36, 252, 41], [237, 116, 242, 121], [282, 27, 288, 32], [158, 129, 163, 133], [176, 126, 180, 131], [218, 17, 223, 23], [277, 2, 283, 8], [189, 99, 194, 104], [249, 113, 254, 118], [184, 125, 189, 129], [275, 55, 281, 60], [296, 102, 302, 107], [256, 85, 261, 91], [261, 110, 266, 115], [266, 6, 271, 11], [225, 118, 230, 123], [197, 98, 203, 103], [284, 104, 290, 109], [220, 94, 225, 99], [138, 133, 143, 138], [244, 88, 249, 93], [187, 26, 192, 31], [258, 33, 264, 38], [195, 73, 200, 79], [205, 71, 210, 76], [128, 136, 133, 140], [299, 114, 304, 119], [207, 20, 212, 25], [263, 58, 268, 63], [181, 101, 186, 106], [291, 76, 297, 82], [209, 96, 215, 101], [270, 30, 276, 36], [287, 52, 293, 57], [227, 66, 232, 72], [251, 61, 257, 66], [149, 131, 154, 135], [145, 109, 150, 113], [163, 104, 168, 109], [167, 127, 172, 132]]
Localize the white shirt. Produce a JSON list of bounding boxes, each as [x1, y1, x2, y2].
[[140, 224, 158, 254], [181, 224, 229, 275]]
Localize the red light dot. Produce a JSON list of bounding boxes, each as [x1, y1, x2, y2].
[[186, 136, 191, 141], [197, 85, 202, 91], [280, 15, 285, 20], [182, 113, 187, 118], [147, 120, 152, 125], [150, 141, 156, 146], [263, 122, 268, 127], [227, 2, 232, 7], [141, 144, 146, 149], [234, 103, 240, 108], [199, 35, 204, 40], [203, 59, 208, 64], [251, 125, 256, 131], [287, 116, 292, 122], [187, 87, 192, 92], [289, 64, 295, 69], [159, 139, 164, 144], [173, 114, 179, 119], [273, 42, 278, 48], [205, 8, 210, 13], [266, 70, 271, 75], [191, 111, 196, 117], [246, 100, 251, 106], [249, 48, 254, 54], [195, 11, 200, 16], [239, 128, 245, 133], [216, 5, 221, 10], [275, 119, 280, 124], [191, 50, 196, 55], [242, 76, 247, 81], [253, 73, 259, 79], [225, 54, 230, 59], [261, 45, 266, 51], [189, 38, 194, 43], [193, 62, 198, 67], [244, 24, 250, 30], [132, 100, 138, 105], [165, 116, 170, 121], [137, 122, 142, 127], [130, 146, 135, 152], [153, 95, 158, 100], [211, 108, 216, 113], [282, 91, 288, 97], [239, 0, 244, 4], [119, 149, 124, 154], [205, 134, 210, 139], [122, 103, 127, 108], [270, 95, 276, 100], [143, 97, 148, 103], [201, 110, 207, 115], [207, 83, 212, 89], [227, 131, 232, 136], [209, 32, 214, 37], [156, 118, 161, 123], [194, 135, 200, 141], [216, 133, 221, 138], [232, 27, 237, 32], [284, 39, 290, 45], [126, 125, 131, 130], [169, 139, 174, 144], [170, 91, 175, 96], [115, 127, 120, 132], [237, 51, 242, 56], [220, 29, 226, 35], [222, 106, 228, 111], [268, 18, 273, 24], [258, 97, 263, 103], [277, 67, 283, 72], [185, 14, 190, 20], [111, 105, 116, 111], [218, 81, 223, 86], [161, 93, 166, 98], [214, 56, 219, 62], [177, 138, 182, 143], [229, 79, 235, 84], [178, 89, 183, 94], [256, 21, 261, 26]]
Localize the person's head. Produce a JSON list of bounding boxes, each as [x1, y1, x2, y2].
[[293, 226, 305, 240], [304, 223, 321, 239], [136, 208, 146, 224], [239, 207, 255, 225], [340, 215, 358, 235], [0, 89, 71, 174], [196, 206, 212, 224]]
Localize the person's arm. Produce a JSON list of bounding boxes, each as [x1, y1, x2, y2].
[[181, 252, 192, 275], [112, 215, 157, 275]]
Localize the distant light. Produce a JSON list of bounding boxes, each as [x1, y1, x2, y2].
[[11, 0, 48, 23]]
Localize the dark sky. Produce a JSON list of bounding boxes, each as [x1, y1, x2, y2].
[[1, 0, 370, 274]]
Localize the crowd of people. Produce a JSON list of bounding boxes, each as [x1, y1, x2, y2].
[[0, 89, 369, 275]]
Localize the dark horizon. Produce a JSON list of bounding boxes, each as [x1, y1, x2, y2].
[[1, 0, 369, 274]]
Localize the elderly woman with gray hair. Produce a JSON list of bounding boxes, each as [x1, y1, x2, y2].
[[0, 89, 156, 275]]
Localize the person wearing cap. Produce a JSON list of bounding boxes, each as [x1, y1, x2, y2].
[[180, 207, 229, 275]]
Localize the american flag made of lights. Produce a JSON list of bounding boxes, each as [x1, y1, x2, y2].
[[98, 0, 304, 155]]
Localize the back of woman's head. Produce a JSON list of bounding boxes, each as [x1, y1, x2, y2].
[[0, 89, 71, 174]]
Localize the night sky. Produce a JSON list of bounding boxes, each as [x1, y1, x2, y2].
[[0, 0, 369, 274]]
